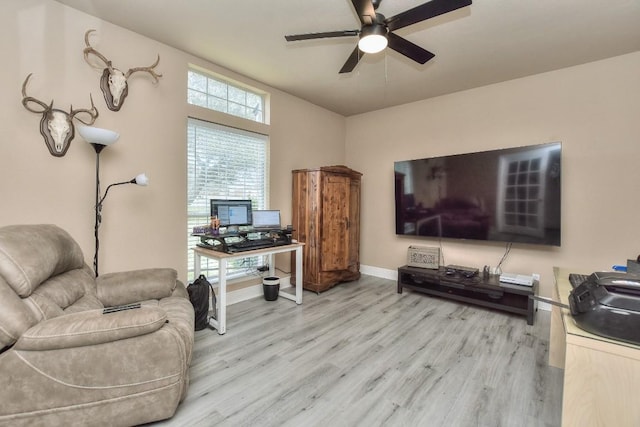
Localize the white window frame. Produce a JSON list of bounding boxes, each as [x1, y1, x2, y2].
[[187, 67, 270, 282], [188, 68, 266, 123]]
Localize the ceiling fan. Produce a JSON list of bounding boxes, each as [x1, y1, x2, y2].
[[284, 0, 472, 74]]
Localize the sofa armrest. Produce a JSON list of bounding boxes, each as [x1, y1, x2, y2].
[[96, 268, 177, 306], [14, 306, 167, 351]]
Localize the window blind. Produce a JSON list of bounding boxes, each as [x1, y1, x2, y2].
[[187, 118, 269, 281]]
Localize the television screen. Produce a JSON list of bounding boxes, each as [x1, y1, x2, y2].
[[210, 199, 253, 227], [394, 142, 561, 246]]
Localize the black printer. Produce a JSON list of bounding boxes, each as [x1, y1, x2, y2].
[[569, 271, 640, 345]]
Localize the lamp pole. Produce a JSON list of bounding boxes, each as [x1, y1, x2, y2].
[[91, 143, 107, 276]]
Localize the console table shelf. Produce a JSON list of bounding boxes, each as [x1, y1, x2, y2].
[[397, 265, 537, 325]]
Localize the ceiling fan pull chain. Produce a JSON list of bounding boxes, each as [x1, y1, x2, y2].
[[384, 55, 389, 104]]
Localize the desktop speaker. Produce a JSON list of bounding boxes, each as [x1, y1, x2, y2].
[[407, 245, 440, 269]]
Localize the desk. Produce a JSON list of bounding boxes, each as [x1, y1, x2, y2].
[[550, 267, 640, 427], [193, 243, 304, 334]]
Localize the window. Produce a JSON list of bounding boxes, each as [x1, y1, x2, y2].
[[186, 67, 270, 282], [187, 118, 269, 281], [188, 70, 265, 123]]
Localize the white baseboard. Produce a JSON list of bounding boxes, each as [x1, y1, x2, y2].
[[224, 275, 291, 305], [361, 265, 397, 280], [533, 298, 552, 312], [224, 266, 552, 313]]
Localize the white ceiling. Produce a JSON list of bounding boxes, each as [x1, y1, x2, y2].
[[54, 0, 640, 117]]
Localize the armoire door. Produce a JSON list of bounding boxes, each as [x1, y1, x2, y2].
[[320, 174, 350, 271]]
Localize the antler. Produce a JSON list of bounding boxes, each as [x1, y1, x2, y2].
[[70, 94, 99, 125], [21, 73, 53, 114], [83, 29, 114, 71], [125, 55, 163, 82]]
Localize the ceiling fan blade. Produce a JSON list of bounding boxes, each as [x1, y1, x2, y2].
[[339, 46, 363, 74], [285, 30, 359, 42], [386, 0, 472, 32], [350, 0, 376, 25], [387, 32, 435, 64]]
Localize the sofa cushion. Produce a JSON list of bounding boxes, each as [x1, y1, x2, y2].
[[0, 225, 85, 297], [15, 306, 168, 351], [97, 268, 178, 307], [35, 268, 99, 311]]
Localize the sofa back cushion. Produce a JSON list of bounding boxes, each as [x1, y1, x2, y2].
[[0, 224, 92, 349], [0, 224, 85, 297], [29, 266, 102, 318]]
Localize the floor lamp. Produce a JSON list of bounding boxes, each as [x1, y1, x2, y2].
[[77, 125, 148, 276]]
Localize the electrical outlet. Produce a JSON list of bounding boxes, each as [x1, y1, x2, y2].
[[532, 273, 540, 281]]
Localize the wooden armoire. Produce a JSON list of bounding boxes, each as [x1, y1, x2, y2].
[[291, 165, 362, 293]]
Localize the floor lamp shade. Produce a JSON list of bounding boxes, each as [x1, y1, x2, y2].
[[77, 125, 120, 147]]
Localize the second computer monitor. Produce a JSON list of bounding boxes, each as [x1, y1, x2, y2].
[[210, 199, 252, 227], [252, 210, 281, 230]]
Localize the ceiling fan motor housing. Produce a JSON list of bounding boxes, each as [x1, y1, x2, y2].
[[360, 21, 388, 40], [359, 22, 389, 53]]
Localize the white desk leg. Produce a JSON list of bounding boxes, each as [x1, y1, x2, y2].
[[194, 252, 201, 277], [217, 258, 227, 334], [295, 246, 303, 304], [268, 253, 275, 277]]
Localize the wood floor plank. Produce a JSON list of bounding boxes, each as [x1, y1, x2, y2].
[[153, 275, 563, 427]]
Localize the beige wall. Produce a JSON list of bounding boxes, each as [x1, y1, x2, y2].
[[346, 51, 640, 297], [0, 0, 345, 281], [3, 1, 639, 299]]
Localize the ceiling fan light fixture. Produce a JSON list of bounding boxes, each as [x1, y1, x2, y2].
[[358, 24, 388, 54]]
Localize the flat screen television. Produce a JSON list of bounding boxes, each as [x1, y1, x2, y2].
[[210, 199, 253, 227], [394, 142, 561, 246]]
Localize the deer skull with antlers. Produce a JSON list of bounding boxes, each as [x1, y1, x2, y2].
[[21, 74, 99, 157], [84, 29, 162, 111]]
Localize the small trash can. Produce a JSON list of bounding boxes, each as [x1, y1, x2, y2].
[[263, 276, 280, 301]]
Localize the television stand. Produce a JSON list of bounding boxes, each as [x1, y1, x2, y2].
[[397, 265, 537, 325]]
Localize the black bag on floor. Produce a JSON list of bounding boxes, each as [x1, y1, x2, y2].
[[187, 274, 216, 331]]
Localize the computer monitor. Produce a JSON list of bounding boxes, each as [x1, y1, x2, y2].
[[252, 210, 281, 230], [210, 199, 252, 227]]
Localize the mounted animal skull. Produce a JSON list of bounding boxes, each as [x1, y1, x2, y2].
[[83, 29, 162, 111], [21, 74, 99, 157]]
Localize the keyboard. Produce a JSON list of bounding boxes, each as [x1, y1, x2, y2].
[[569, 273, 589, 288], [227, 239, 279, 253]]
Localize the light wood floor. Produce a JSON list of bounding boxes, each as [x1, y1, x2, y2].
[[155, 275, 563, 427]]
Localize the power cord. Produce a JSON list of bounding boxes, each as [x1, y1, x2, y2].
[[496, 242, 513, 274]]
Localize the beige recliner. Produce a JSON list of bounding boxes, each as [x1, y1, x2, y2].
[[0, 224, 194, 426]]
